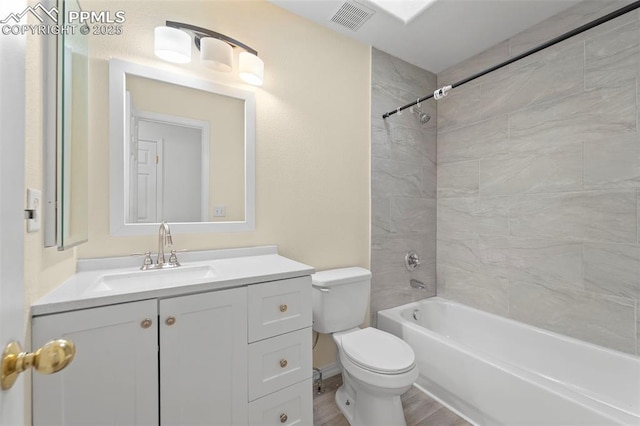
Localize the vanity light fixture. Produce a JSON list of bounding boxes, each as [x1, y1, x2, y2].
[[238, 52, 264, 86], [200, 37, 233, 72], [154, 26, 192, 64], [154, 21, 264, 86]]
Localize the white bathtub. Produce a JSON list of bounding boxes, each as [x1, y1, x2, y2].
[[378, 297, 640, 426]]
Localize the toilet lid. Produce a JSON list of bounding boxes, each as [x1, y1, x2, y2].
[[341, 328, 415, 374]]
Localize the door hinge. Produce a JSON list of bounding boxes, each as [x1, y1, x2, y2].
[[155, 155, 159, 164]]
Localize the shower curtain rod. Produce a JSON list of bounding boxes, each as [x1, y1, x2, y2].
[[382, 0, 640, 119]]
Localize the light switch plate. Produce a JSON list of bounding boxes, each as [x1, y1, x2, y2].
[[27, 188, 42, 233], [213, 206, 226, 217]]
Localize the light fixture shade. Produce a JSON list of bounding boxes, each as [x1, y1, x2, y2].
[[200, 37, 233, 72], [154, 26, 191, 64], [239, 52, 264, 86]]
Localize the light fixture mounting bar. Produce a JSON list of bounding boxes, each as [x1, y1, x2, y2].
[[165, 21, 258, 56]]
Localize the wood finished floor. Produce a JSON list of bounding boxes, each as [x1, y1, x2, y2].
[[313, 374, 471, 426]]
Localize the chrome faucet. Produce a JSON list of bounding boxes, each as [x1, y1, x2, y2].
[[132, 222, 183, 270], [157, 221, 173, 267]]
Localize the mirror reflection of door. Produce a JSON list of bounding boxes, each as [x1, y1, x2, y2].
[[127, 93, 210, 223], [135, 139, 161, 223]]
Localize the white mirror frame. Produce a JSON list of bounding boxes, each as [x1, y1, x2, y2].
[[109, 58, 256, 235]]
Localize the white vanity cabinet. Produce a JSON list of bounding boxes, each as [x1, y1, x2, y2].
[[32, 299, 160, 425], [247, 277, 313, 426], [32, 275, 312, 426], [159, 287, 248, 426]]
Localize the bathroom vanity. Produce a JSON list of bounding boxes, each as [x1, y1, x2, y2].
[[30, 246, 314, 426]]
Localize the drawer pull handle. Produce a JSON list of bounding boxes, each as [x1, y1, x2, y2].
[[165, 316, 176, 326], [280, 413, 288, 423], [279, 304, 288, 313], [279, 358, 288, 368], [140, 318, 153, 329]]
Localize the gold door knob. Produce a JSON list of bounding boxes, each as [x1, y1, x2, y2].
[[279, 359, 288, 368], [165, 316, 176, 326], [279, 304, 288, 313], [280, 413, 288, 423], [140, 318, 153, 329], [2, 339, 75, 390]]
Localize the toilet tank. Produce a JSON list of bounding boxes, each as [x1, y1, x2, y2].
[[311, 267, 372, 334]]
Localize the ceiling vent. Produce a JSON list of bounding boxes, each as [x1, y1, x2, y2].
[[330, 1, 375, 32]]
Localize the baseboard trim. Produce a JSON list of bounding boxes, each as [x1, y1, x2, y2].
[[314, 362, 340, 379]]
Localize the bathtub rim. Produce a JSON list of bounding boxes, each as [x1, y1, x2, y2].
[[377, 296, 640, 424], [379, 296, 640, 362]]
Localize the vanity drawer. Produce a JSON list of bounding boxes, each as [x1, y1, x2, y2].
[[248, 327, 312, 401], [248, 276, 311, 342], [248, 378, 312, 426]]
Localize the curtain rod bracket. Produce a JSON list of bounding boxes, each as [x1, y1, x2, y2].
[[433, 85, 452, 100]]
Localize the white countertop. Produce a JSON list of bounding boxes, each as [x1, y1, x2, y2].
[[32, 246, 314, 316]]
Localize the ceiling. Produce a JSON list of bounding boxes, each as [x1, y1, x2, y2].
[[268, 0, 582, 74]]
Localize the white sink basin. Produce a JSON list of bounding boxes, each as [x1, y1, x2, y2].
[[89, 265, 216, 293]]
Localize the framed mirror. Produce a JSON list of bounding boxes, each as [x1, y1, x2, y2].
[[44, 0, 89, 249], [109, 59, 256, 235]]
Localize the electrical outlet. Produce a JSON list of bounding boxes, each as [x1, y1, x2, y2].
[[213, 206, 226, 217], [26, 188, 42, 233]]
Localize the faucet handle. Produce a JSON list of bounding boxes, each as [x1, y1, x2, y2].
[[168, 249, 188, 267], [131, 251, 153, 270], [404, 251, 421, 271]]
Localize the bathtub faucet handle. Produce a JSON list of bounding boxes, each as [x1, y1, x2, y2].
[[405, 251, 421, 271]]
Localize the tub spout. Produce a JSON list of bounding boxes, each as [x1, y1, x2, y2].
[[410, 279, 426, 289]]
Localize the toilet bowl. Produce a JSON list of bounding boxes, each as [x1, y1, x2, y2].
[[311, 268, 419, 426], [333, 327, 419, 426]]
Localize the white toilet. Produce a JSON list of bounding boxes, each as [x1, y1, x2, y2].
[[312, 267, 419, 426]]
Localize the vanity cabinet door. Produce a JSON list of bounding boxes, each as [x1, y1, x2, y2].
[[159, 287, 248, 426], [32, 299, 158, 426]]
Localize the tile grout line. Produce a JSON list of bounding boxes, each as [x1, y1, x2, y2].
[[507, 112, 511, 240], [635, 300, 640, 355], [582, 40, 586, 193]]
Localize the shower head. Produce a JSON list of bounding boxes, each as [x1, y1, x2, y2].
[[410, 105, 431, 124]]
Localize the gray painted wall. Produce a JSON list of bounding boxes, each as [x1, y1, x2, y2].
[[436, 0, 640, 355], [370, 48, 437, 325]]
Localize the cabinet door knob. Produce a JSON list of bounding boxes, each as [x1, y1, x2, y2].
[[140, 318, 153, 329], [165, 316, 176, 326], [280, 413, 288, 423], [279, 304, 288, 313], [279, 359, 288, 368]]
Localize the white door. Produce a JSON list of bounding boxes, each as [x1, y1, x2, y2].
[[0, 0, 26, 424], [135, 139, 162, 223], [137, 118, 205, 223], [159, 287, 248, 426]]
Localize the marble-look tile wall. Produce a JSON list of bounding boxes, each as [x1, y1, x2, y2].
[[436, 0, 640, 355], [371, 48, 437, 325]]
